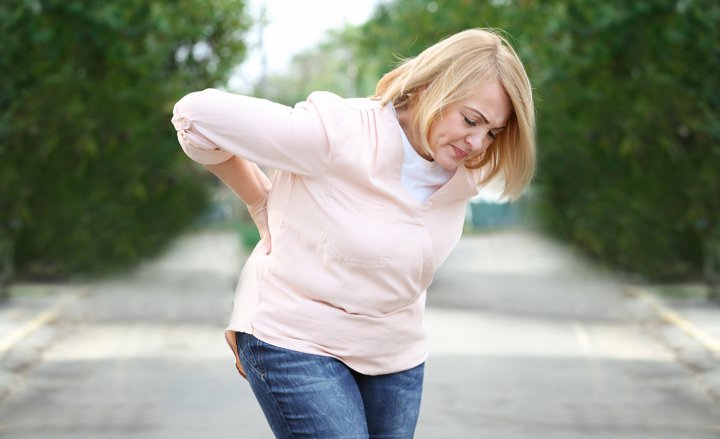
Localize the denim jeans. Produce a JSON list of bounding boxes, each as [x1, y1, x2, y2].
[[235, 332, 424, 438]]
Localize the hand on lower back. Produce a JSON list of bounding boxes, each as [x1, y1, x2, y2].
[[247, 195, 271, 254]]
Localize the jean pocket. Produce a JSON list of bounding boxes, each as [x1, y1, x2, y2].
[[237, 332, 266, 379]]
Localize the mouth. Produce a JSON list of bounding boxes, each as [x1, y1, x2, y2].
[[451, 145, 468, 159]]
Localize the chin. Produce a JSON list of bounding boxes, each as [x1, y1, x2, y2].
[[436, 156, 461, 171]]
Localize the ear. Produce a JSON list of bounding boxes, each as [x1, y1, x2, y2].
[[415, 84, 429, 100], [397, 84, 427, 109]]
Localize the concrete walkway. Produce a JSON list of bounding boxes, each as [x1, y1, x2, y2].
[[0, 228, 718, 438], [422, 230, 720, 438]]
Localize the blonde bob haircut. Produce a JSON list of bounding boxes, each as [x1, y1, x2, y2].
[[373, 28, 535, 200]]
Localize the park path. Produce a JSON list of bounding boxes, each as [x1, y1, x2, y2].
[[0, 228, 718, 438]]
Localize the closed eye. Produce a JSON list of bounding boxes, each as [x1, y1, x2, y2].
[[488, 131, 497, 140], [463, 115, 476, 127]]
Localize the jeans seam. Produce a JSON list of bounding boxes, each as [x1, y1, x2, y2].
[[259, 372, 297, 439], [249, 334, 268, 377], [244, 335, 296, 438]]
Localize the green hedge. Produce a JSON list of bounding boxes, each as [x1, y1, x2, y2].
[[532, 1, 720, 281], [0, 0, 250, 279], [351, 0, 719, 284]]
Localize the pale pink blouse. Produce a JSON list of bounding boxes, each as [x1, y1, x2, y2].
[[172, 89, 481, 375]]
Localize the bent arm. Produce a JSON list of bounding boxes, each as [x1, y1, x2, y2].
[[203, 156, 270, 206], [171, 89, 331, 177], [204, 155, 273, 254]]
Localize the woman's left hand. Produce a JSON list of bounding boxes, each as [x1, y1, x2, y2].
[[225, 330, 247, 380], [247, 193, 271, 255]]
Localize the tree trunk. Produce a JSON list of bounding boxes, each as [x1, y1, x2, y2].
[[0, 233, 12, 302], [704, 226, 720, 302]]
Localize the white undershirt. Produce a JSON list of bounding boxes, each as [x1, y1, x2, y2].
[[393, 107, 455, 203]]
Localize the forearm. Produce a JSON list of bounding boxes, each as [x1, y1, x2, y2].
[[203, 156, 270, 206]]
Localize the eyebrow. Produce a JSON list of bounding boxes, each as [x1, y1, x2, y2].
[[464, 106, 506, 131]]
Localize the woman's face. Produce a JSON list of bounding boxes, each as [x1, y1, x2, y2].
[[428, 81, 512, 171]]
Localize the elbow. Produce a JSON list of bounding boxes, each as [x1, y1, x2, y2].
[[171, 89, 233, 165], [173, 88, 216, 119]]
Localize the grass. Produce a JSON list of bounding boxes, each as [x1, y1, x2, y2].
[[7, 283, 70, 298], [652, 283, 714, 300]]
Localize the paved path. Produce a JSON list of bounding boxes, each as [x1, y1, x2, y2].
[[0, 228, 718, 438], [422, 231, 720, 438]]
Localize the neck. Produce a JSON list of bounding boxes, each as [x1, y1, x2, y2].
[[396, 106, 433, 162]]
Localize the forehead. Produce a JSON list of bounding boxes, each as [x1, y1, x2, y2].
[[459, 81, 512, 126]]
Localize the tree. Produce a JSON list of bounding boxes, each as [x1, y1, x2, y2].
[[0, 0, 251, 282], [345, 0, 720, 287], [248, 27, 367, 105], [531, 1, 720, 285]]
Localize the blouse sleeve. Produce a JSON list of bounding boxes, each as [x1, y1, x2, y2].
[[171, 89, 332, 177]]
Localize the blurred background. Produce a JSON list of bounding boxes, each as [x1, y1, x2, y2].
[[1, 0, 718, 299], [2, 1, 720, 437]]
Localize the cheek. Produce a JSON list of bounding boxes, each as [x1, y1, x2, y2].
[[427, 127, 443, 154], [450, 124, 469, 142], [481, 139, 496, 155], [432, 125, 457, 145]]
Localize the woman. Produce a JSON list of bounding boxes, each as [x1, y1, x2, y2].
[[172, 28, 535, 438]]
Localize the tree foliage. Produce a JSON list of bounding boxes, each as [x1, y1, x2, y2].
[[531, 1, 720, 282], [345, 0, 720, 283], [248, 27, 370, 106], [0, 0, 250, 279]]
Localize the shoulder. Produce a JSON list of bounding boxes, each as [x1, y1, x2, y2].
[[304, 92, 388, 140], [305, 91, 381, 115]]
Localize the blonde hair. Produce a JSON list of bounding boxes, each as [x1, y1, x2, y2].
[[373, 28, 535, 200]]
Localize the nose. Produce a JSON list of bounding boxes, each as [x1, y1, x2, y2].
[[465, 129, 489, 153]]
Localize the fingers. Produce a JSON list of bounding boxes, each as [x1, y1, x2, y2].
[[235, 359, 248, 380], [225, 330, 248, 380], [261, 229, 272, 255], [247, 194, 272, 255]]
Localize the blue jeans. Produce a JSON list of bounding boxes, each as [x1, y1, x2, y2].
[[235, 332, 424, 438]]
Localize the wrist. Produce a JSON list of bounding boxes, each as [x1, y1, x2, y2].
[[245, 190, 268, 208]]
